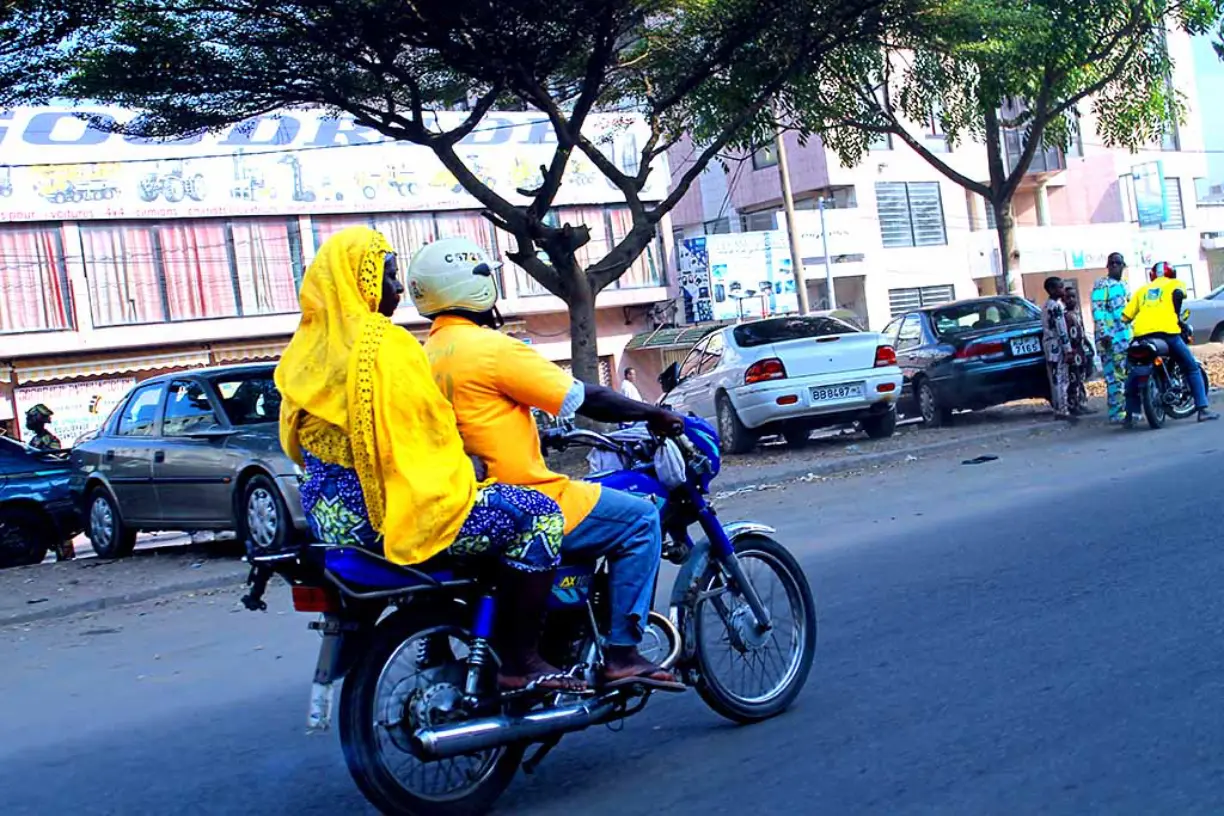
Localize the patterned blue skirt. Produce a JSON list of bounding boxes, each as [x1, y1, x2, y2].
[[299, 450, 563, 572]]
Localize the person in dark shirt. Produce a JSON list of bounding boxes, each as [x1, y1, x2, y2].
[[25, 404, 61, 450]]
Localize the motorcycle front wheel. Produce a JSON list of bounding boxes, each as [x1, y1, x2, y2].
[[339, 609, 524, 816], [1142, 376, 1166, 429], [692, 535, 817, 723]]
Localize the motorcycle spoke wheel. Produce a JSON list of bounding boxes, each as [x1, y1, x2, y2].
[[696, 546, 809, 708], [370, 627, 504, 803]]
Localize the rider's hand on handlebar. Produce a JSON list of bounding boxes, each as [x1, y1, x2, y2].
[[469, 455, 489, 481], [647, 408, 686, 437]]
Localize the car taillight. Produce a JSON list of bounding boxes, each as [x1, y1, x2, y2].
[[955, 340, 1006, 360], [745, 358, 787, 385], [874, 345, 897, 367], [292, 585, 339, 613]]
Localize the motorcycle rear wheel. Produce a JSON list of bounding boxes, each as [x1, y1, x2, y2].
[[692, 535, 817, 724], [1142, 377, 1166, 429], [339, 609, 524, 816], [1164, 361, 1198, 420]]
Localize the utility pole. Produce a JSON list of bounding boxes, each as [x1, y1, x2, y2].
[[774, 126, 809, 315], [818, 196, 835, 311]]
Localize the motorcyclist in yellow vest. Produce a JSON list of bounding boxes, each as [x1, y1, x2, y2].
[[1121, 262, 1218, 426]]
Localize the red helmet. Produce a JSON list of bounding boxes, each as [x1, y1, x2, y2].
[[1149, 262, 1175, 281]]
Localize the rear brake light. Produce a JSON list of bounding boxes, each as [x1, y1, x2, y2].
[[874, 345, 897, 367], [292, 585, 339, 613], [955, 340, 1006, 360], [745, 358, 787, 385]]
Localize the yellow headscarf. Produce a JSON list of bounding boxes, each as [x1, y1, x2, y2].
[[275, 226, 478, 564]]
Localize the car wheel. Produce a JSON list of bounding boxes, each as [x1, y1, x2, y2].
[[0, 507, 51, 568], [87, 488, 137, 559], [717, 393, 758, 455], [917, 379, 952, 427], [862, 408, 898, 439], [782, 428, 811, 449], [240, 474, 292, 555]]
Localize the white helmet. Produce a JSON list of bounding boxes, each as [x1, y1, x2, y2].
[[407, 238, 501, 317]]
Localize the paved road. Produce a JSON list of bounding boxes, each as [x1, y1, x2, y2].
[[4, 418, 1224, 814]]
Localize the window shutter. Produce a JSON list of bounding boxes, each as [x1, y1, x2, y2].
[[875, 183, 913, 248]]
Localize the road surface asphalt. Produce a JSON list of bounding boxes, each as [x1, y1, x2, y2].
[[3, 416, 1224, 815]]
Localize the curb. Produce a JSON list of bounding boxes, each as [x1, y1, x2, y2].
[[1, 570, 249, 628], [714, 420, 1061, 492]]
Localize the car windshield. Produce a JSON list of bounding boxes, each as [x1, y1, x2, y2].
[[1206, 284, 1224, 300], [930, 299, 1039, 338], [733, 316, 859, 348], [212, 373, 281, 426]]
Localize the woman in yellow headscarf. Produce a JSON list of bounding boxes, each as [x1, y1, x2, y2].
[[275, 226, 578, 691]]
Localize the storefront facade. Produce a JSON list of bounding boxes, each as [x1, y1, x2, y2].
[[0, 107, 674, 444]]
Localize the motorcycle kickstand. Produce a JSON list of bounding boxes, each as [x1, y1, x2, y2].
[[522, 736, 562, 775]]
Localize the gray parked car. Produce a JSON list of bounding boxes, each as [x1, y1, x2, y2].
[[1183, 284, 1224, 344], [71, 364, 308, 558]]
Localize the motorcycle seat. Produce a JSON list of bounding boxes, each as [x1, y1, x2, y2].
[[1133, 336, 1171, 356], [320, 545, 480, 593]]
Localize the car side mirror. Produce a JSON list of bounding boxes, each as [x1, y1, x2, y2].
[[658, 361, 680, 393]]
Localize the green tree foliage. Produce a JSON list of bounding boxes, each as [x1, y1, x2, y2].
[[0, 0, 108, 105], [785, 0, 1220, 291], [19, 0, 912, 383]]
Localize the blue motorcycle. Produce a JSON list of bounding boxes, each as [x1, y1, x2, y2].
[[243, 415, 817, 815]]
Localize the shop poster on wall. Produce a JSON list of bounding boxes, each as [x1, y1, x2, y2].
[[13, 377, 135, 448]]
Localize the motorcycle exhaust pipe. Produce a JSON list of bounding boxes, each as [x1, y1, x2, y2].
[[413, 694, 619, 760]]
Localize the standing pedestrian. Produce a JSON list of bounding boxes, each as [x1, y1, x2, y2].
[[619, 367, 642, 402], [1091, 252, 1132, 424], [1041, 277, 1075, 422], [1063, 289, 1096, 415], [24, 404, 62, 450]]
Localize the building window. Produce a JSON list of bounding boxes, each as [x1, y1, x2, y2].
[[703, 217, 731, 234], [1163, 177, 1185, 229], [495, 205, 664, 297], [81, 217, 304, 328], [966, 193, 997, 231], [1161, 120, 1181, 152], [0, 225, 74, 334], [869, 132, 893, 151], [751, 144, 779, 170], [741, 210, 779, 232], [887, 284, 956, 317], [875, 182, 948, 248], [1066, 116, 1084, 158], [924, 106, 950, 153]]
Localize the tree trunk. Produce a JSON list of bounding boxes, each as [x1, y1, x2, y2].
[[566, 273, 601, 387], [993, 200, 1020, 296]]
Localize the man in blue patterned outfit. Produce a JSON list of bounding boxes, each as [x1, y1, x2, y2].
[[1091, 252, 1132, 423]]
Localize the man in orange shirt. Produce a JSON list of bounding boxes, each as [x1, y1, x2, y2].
[[410, 238, 685, 690]]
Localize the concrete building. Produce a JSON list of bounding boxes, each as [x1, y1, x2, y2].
[[0, 107, 671, 444], [667, 28, 1214, 335]]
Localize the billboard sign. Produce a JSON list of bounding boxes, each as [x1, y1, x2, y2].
[[1132, 161, 1167, 228], [0, 107, 668, 224]]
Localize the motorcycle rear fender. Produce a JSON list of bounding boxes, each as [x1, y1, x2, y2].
[[668, 521, 776, 662]]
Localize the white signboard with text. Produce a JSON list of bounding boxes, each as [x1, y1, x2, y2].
[[14, 378, 135, 447], [0, 107, 667, 224]]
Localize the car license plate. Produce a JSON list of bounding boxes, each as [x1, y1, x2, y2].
[[810, 382, 864, 402], [1010, 335, 1041, 356]]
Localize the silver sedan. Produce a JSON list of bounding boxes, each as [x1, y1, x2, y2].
[[659, 315, 904, 454]]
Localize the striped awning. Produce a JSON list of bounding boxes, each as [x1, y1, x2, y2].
[[211, 339, 289, 364], [14, 350, 213, 385]]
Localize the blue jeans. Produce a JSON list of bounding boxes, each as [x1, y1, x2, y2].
[[561, 488, 662, 647], [1125, 332, 1208, 416]]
